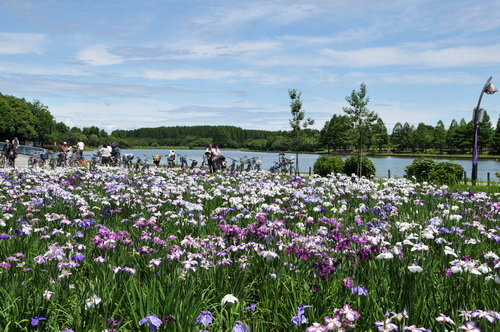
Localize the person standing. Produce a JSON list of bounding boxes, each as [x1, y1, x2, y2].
[[205, 144, 215, 173], [77, 141, 85, 157], [2, 140, 9, 157], [100, 144, 111, 165], [12, 137, 19, 150]]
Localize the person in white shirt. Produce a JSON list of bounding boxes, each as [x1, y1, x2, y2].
[[99, 144, 112, 165], [77, 141, 85, 157]]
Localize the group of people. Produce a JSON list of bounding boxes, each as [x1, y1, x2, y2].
[[55, 141, 85, 166], [98, 143, 120, 165], [2, 137, 20, 163], [205, 144, 225, 173]]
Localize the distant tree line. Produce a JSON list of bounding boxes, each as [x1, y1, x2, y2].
[[1, 91, 499, 155]]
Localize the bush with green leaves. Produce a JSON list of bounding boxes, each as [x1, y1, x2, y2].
[[428, 162, 464, 185], [313, 155, 344, 177], [343, 156, 376, 178], [404, 158, 437, 182]]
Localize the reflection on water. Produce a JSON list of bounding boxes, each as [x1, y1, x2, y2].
[[84, 148, 499, 181]]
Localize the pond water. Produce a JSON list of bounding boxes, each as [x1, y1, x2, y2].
[[84, 148, 499, 181]]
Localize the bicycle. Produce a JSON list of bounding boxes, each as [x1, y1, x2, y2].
[[239, 156, 248, 172], [200, 155, 208, 169], [68, 154, 87, 168], [28, 152, 40, 168], [48, 152, 59, 170], [189, 159, 198, 170], [152, 154, 162, 167], [5, 150, 16, 168], [227, 157, 238, 172], [281, 156, 296, 175], [166, 150, 176, 168], [179, 155, 188, 170], [133, 155, 149, 172], [254, 157, 263, 171], [89, 153, 101, 171], [122, 154, 134, 169]]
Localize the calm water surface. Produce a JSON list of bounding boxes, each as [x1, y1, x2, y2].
[[85, 148, 499, 181]]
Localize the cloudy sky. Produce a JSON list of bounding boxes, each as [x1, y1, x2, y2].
[[1, 0, 499, 133]]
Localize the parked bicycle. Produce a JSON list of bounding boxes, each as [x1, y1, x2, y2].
[[189, 158, 198, 170], [239, 156, 248, 172], [270, 153, 295, 174], [122, 154, 134, 169], [68, 154, 87, 167], [28, 152, 48, 168], [280, 154, 295, 174], [48, 151, 64, 170], [167, 150, 176, 168], [200, 155, 208, 169], [152, 154, 162, 167], [134, 155, 149, 172], [179, 155, 188, 170], [227, 157, 238, 172], [89, 153, 101, 171], [253, 156, 263, 171]]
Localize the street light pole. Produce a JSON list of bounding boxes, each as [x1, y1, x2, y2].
[[472, 76, 497, 184]]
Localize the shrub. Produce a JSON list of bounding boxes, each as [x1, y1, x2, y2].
[[343, 156, 376, 178], [429, 162, 464, 185], [405, 158, 436, 182], [313, 156, 344, 177]]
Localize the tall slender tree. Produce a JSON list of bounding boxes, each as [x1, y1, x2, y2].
[[343, 83, 378, 176], [289, 89, 314, 174], [492, 116, 500, 154]]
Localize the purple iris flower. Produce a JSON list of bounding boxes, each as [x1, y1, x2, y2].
[[31, 316, 47, 326], [196, 311, 213, 327], [233, 321, 249, 332], [139, 314, 162, 331], [71, 253, 85, 263], [352, 284, 369, 296], [297, 304, 312, 315], [291, 314, 308, 326], [291, 304, 312, 326], [243, 303, 257, 312]]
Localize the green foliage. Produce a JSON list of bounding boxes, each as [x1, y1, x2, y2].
[[404, 158, 437, 182], [313, 155, 344, 177], [428, 162, 464, 185], [319, 114, 352, 152], [343, 84, 379, 153], [405, 158, 465, 185], [343, 156, 376, 178]]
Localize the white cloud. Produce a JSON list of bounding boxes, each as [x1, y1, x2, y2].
[[143, 69, 235, 81], [77, 45, 125, 66], [321, 45, 500, 68], [0, 32, 47, 55]]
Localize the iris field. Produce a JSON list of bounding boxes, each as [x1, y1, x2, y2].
[[0, 166, 498, 331]]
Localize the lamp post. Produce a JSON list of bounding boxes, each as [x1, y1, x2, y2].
[[472, 76, 497, 183]]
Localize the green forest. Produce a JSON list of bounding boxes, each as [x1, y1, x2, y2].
[[1, 91, 499, 155]]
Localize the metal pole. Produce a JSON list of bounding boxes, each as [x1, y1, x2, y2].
[[472, 114, 480, 183], [472, 76, 493, 184]]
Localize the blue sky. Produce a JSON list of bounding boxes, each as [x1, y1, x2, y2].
[[0, 0, 499, 133]]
